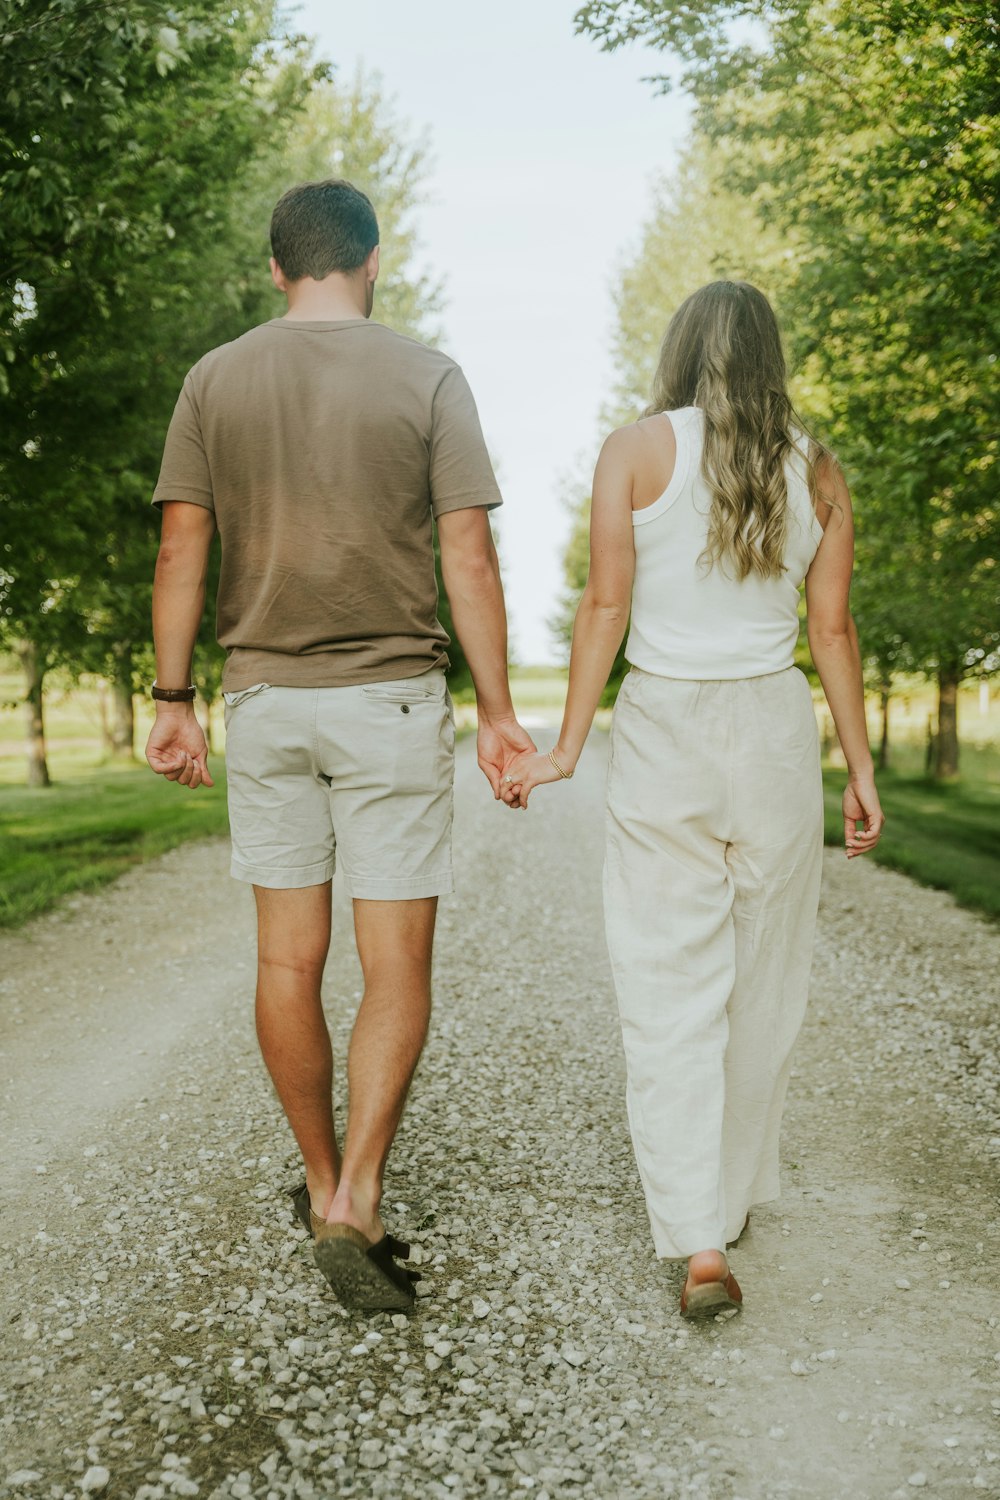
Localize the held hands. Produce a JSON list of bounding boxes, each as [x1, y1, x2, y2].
[[843, 773, 884, 858], [145, 703, 215, 790], [504, 747, 572, 809], [477, 713, 537, 804]]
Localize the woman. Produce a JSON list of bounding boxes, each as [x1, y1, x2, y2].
[[508, 281, 884, 1319]]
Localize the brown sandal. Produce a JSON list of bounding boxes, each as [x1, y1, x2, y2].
[[680, 1268, 743, 1321], [288, 1182, 420, 1311], [288, 1181, 325, 1238]]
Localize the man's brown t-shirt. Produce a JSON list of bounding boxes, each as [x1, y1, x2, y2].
[[152, 318, 502, 690]]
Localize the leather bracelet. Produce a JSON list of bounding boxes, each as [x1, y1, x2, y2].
[[151, 683, 196, 702]]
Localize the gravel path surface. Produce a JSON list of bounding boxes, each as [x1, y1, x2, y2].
[[2, 732, 999, 1500]]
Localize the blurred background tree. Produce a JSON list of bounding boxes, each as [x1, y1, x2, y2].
[[570, 0, 999, 778], [0, 0, 452, 780]]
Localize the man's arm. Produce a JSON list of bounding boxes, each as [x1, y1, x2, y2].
[[436, 506, 535, 797], [145, 500, 216, 790]]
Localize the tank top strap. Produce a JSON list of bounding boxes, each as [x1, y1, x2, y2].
[[786, 428, 825, 548], [632, 406, 701, 528]]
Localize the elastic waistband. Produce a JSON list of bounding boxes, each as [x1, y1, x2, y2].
[[628, 664, 798, 686]]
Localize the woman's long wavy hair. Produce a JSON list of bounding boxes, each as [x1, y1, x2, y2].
[[645, 280, 826, 581]]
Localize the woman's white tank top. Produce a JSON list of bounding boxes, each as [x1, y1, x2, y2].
[[625, 406, 824, 680]]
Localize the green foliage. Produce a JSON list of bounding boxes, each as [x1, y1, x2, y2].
[[822, 767, 1000, 922], [575, 1, 1000, 748], [0, 1, 322, 384], [0, 759, 229, 926], [0, 6, 453, 761], [0, 0, 320, 683], [608, 144, 785, 426]]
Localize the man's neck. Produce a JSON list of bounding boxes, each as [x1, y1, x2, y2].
[[281, 289, 368, 323]]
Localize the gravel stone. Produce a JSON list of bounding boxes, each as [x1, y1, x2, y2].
[[79, 1469, 110, 1493], [2, 735, 999, 1499]]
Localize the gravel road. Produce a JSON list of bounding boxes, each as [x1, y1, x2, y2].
[[2, 731, 999, 1500]]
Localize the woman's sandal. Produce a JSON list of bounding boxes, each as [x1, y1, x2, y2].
[[680, 1266, 743, 1321], [287, 1182, 421, 1312]]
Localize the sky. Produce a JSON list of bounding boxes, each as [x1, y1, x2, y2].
[[294, 0, 692, 663]]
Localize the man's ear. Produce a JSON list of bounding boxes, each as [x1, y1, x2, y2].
[[367, 245, 380, 284], [270, 256, 288, 293]]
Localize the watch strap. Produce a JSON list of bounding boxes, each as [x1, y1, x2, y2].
[[151, 683, 197, 702]]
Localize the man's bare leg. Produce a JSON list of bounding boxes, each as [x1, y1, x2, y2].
[[324, 897, 437, 1241], [254, 883, 340, 1217]]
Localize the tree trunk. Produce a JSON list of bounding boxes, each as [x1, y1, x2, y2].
[[934, 665, 961, 780], [109, 644, 135, 760], [16, 640, 51, 788], [97, 680, 114, 758], [878, 682, 891, 771]]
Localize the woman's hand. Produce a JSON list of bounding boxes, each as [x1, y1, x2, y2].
[[505, 749, 570, 809], [843, 774, 884, 858]]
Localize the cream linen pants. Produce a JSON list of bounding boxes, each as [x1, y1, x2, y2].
[[603, 665, 824, 1258]]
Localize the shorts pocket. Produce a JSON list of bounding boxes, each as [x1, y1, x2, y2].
[[223, 682, 271, 711], [361, 675, 444, 705]]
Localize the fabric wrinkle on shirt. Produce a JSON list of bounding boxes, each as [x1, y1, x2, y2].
[[152, 316, 502, 691]]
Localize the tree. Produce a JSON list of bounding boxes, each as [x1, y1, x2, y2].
[[2, 25, 456, 776], [608, 146, 784, 426], [576, 1, 1000, 775], [0, 0, 324, 776]]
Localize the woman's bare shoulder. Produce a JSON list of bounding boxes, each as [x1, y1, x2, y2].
[[599, 416, 673, 463], [810, 448, 853, 533], [597, 416, 677, 510]]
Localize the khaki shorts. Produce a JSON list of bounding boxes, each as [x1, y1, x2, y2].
[[223, 671, 455, 898]]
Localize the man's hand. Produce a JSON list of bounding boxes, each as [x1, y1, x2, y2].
[[145, 703, 215, 790], [477, 714, 536, 802]]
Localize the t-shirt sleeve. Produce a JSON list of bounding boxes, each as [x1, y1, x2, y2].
[[428, 365, 503, 518], [151, 375, 214, 513]]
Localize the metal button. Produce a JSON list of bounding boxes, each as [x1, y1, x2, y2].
[[401, 704, 410, 714]]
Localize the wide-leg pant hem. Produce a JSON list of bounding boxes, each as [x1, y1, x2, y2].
[[650, 1187, 781, 1260]]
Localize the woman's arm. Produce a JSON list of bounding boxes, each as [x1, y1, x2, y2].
[[509, 429, 636, 806], [804, 458, 885, 856]]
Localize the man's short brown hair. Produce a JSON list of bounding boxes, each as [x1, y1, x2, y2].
[[270, 179, 379, 282]]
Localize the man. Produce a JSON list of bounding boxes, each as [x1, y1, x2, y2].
[[145, 178, 532, 1312]]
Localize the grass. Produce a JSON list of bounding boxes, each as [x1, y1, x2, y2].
[[0, 760, 229, 928], [509, 668, 569, 711], [1, 659, 998, 928], [823, 766, 1000, 922]]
